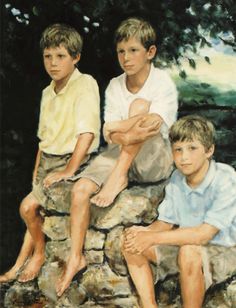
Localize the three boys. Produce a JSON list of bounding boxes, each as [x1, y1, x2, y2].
[[123, 115, 236, 308], [2, 16, 234, 308]]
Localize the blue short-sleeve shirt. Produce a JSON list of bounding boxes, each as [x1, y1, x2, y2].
[[158, 161, 236, 247]]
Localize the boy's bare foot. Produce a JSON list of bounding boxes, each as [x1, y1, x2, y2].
[[18, 254, 45, 282], [91, 173, 128, 207], [56, 255, 87, 297], [0, 266, 19, 283]]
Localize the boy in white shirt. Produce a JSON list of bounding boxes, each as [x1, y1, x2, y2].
[[0, 23, 100, 283], [55, 17, 178, 297]]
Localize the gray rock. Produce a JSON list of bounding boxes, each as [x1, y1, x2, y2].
[[81, 263, 132, 299], [105, 225, 127, 275], [90, 183, 165, 229]]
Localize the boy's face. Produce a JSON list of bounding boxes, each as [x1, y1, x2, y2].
[[116, 37, 156, 77], [172, 139, 214, 179], [43, 44, 80, 85]]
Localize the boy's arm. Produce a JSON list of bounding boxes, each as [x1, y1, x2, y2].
[[124, 222, 219, 254], [32, 149, 41, 182], [43, 132, 94, 188], [103, 115, 144, 143], [107, 113, 163, 145]]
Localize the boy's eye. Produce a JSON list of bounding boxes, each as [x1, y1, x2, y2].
[[174, 148, 182, 152], [44, 54, 50, 59], [58, 54, 65, 58], [117, 49, 124, 54], [131, 48, 138, 52], [189, 146, 197, 151]]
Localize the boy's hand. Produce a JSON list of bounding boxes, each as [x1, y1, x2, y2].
[[43, 170, 73, 188], [104, 127, 113, 144], [124, 226, 153, 254], [127, 117, 162, 144]]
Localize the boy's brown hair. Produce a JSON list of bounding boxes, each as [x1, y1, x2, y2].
[[40, 23, 83, 58], [169, 115, 216, 151], [114, 17, 156, 50]]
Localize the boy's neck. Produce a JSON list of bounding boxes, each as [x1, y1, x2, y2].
[[54, 68, 75, 94], [126, 63, 151, 94], [186, 160, 210, 189]]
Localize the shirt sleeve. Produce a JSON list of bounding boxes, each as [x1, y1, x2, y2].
[[104, 79, 122, 123], [149, 72, 178, 126], [157, 180, 179, 225], [204, 170, 236, 230], [75, 76, 101, 138]]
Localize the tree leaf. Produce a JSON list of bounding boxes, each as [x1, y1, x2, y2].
[[188, 58, 196, 69], [179, 70, 187, 79], [32, 6, 39, 16], [204, 56, 211, 64], [72, 3, 82, 14]]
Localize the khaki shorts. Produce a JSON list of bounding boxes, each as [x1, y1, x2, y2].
[[153, 244, 236, 290], [32, 152, 90, 206], [76, 134, 173, 187]]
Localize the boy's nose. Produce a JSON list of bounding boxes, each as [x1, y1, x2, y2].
[[180, 149, 189, 161], [124, 52, 130, 61], [51, 57, 57, 66]]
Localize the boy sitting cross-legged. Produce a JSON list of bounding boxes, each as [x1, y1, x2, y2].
[[123, 115, 236, 308], [55, 17, 178, 297], [0, 23, 100, 283]]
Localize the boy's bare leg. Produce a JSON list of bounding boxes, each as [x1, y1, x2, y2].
[[18, 193, 45, 282], [178, 245, 205, 308], [56, 178, 99, 297], [0, 230, 34, 282], [123, 247, 158, 308], [91, 143, 142, 207], [91, 99, 151, 207]]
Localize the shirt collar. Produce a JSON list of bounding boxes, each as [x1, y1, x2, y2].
[[49, 68, 82, 96], [182, 160, 216, 195]]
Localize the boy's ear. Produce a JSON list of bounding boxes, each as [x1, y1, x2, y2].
[[73, 53, 81, 65], [147, 45, 157, 60], [206, 144, 215, 159]]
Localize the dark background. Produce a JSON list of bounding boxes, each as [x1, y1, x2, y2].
[[1, 0, 236, 273]]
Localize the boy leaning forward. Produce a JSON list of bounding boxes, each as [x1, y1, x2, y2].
[[124, 115, 236, 308]]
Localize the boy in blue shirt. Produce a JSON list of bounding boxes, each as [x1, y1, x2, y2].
[[123, 115, 236, 308]]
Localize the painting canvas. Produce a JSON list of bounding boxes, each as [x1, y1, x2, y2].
[[1, 1, 236, 307]]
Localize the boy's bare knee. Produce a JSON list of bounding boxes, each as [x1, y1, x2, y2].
[[72, 178, 98, 199], [19, 193, 39, 218], [178, 245, 202, 273], [129, 98, 151, 117]]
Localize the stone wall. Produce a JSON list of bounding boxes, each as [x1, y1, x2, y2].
[[2, 177, 236, 307]]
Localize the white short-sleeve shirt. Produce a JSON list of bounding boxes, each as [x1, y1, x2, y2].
[[104, 64, 178, 138], [158, 161, 236, 247]]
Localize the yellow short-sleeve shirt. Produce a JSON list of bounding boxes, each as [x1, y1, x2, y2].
[[38, 68, 100, 155]]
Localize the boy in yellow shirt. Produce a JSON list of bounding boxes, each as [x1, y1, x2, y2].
[[0, 23, 100, 283]]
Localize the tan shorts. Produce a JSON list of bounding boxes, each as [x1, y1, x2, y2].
[[76, 134, 173, 187], [32, 152, 90, 206], [154, 244, 236, 290]]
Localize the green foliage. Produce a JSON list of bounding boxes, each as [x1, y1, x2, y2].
[[1, 0, 236, 127]]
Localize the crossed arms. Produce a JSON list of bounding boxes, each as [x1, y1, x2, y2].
[[103, 113, 163, 145]]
